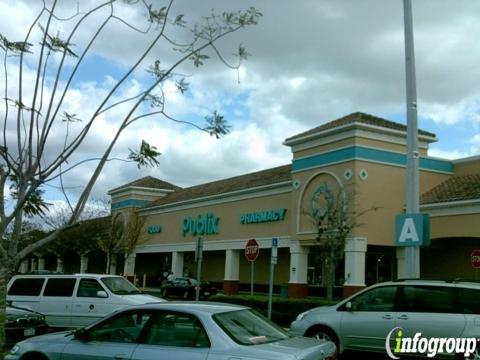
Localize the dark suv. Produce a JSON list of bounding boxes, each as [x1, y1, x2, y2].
[[6, 305, 48, 346]]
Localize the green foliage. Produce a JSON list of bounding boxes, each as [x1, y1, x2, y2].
[[128, 140, 161, 168], [204, 111, 230, 139], [61, 111, 82, 123], [0, 34, 32, 54], [209, 294, 335, 326], [39, 25, 78, 57]]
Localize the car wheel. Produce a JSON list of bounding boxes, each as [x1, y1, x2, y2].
[[21, 352, 49, 360], [306, 326, 339, 351]]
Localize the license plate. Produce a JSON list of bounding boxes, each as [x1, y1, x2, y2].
[[204, 292, 210, 296], [24, 328, 35, 337]]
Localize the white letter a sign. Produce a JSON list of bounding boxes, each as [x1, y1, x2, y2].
[[398, 218, 419, 243]]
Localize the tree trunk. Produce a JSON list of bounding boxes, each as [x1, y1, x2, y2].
[[105, 253, 111, 275], [0, 267, 9, 351], [326, 249, 336, 301]]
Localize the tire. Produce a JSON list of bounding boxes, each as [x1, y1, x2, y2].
[[20, 352, 49, 360], [306, 325, 339, 351]]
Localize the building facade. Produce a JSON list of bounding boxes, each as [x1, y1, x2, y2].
[[106, 112, 480, 298]]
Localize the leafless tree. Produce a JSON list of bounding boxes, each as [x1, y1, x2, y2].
[[309, 184, 378, 301], [0, 0, 261, 348]]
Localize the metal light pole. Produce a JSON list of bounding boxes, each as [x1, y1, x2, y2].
[[403, 0, 420, 278]]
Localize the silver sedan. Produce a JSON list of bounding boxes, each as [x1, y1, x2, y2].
[[6, 302, 337, 360]]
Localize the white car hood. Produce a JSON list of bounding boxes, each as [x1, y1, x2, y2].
[[117, 293, 165, 304]]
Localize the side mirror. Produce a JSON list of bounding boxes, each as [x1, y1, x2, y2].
[[6, 300, 12, 306], [74, 328, 88, 341], [96, 290, 108, 298], [345, 301, 353, 311]]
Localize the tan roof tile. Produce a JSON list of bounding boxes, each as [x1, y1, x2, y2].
[[421, 173, 480, 204], [146, 165, 291, 208], [286, 112, 436, 143]]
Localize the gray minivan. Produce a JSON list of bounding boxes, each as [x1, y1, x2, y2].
[[290, 279, 480, 357], [7, 274, 164, 328]]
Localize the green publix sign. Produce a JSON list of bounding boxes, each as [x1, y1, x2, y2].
[[183, 213, 219, 236], [240, 208, 287, 224]]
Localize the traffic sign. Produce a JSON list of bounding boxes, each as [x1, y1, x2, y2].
[[245, 239, 259, 262], [471, 250, 480, 269]]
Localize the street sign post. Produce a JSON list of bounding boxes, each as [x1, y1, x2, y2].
[[268, 237, 278, 320], [245, 239, 259, 296], [195, 237, 203, 301]]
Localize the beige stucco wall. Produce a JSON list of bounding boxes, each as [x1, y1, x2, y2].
[[138, 190, 291, 246], [293, 136, 428, 160], [430, 214, 480, 239], [453, 159, 480, 176], [352, 161, 451, 245]]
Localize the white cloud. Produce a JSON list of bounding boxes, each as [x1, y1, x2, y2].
[[2, 0, 480, 205]]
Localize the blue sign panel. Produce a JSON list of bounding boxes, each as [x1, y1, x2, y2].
[[395, 213, 430, 247]]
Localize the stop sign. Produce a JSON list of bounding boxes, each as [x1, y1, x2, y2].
[[471, 250, 480, 269], [245, 239, 259, 262]]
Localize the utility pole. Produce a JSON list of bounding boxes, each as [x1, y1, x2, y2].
[[402, 0, 420, 278]]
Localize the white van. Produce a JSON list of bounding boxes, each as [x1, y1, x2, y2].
[[7, 274, 165, 328]]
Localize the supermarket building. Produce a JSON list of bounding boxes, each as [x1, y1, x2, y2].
[[109, 112, 480, 298]]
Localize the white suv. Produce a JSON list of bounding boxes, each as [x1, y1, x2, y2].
[[290, 279, 480, 357], [7, 273, 165, 328]]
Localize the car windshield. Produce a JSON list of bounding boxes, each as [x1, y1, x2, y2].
[[213, 309, 291, 345], [101, 277, 142, 295]]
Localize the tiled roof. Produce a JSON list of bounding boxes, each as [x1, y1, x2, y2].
[[146, 165, 292, 208], [285, 112, 436, 143], [421, 173, 480, 204], [111, 176, 181, 192]]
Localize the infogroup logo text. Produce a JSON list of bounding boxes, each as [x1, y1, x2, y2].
[[385, 327, 478, 359]]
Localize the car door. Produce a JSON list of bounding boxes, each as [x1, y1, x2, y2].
[[39, 277, 76, 327], [72, 278, 112, 327], [62, 310, 153, 360], [131, 310, 209, 360], [339, 285, 398, 352], [396, 285, 466, 339]]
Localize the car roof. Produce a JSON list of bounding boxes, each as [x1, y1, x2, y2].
[[11, 273, 122, 279], [127, 301, 248, 315], [375, 279, 480, 288]]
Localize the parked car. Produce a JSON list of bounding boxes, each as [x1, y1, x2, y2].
[[6, 302, 337, 360], [161, 277, 217, 299], [7, 273, 165, 328], [290, 279, 480, 357], [6, 305, 48, 346]]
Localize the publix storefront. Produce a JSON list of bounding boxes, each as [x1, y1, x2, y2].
[[109, 112, 480, 298]]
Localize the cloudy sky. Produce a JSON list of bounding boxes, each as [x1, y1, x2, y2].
[[1, 0, 479, 205]]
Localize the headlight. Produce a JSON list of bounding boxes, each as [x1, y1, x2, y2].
[[9, 345, 20, 355], [296, 311, 309, 321]]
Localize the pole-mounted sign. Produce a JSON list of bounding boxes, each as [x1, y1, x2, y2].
[[245, 239, 259, 296], [395, 213, 430, 247]]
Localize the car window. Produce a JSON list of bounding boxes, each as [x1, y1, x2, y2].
[[43, 278, 77, 297], [399, 285, 456, 313], [213, 309, 290, 346], [89, 311, 152, 343], [101, 276, 141, 295], [143, 311, 210, 348], [457, 288, 480, 314], [77, 279, 107, 298], [350, 286, 396, 312], [8, 278, 45, 296]]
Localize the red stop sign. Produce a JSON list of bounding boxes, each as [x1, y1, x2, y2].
[[245, 239, 259, 262], [471, 250, 480, 269]]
